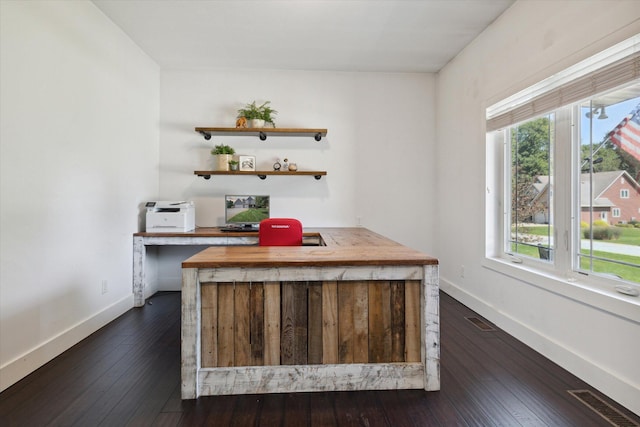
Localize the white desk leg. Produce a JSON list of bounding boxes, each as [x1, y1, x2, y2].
[[423, 264, 440, 391], [133, 236, 146, 307]]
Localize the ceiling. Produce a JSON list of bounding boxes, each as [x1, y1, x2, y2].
[[92, 0, 514, 73]]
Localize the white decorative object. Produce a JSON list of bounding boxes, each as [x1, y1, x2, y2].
[[239, 155, 255, 171]]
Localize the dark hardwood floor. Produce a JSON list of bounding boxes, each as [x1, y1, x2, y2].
[[1, 291, 638, 426]]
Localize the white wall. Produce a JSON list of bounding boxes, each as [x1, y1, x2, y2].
[[7, 0, 637, 415], [0, 1, 159, 390], [156, 69, 435, 289], [436, 0, 640, 415]]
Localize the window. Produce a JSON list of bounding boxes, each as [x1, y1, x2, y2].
[[487, 36, 640, 291], [507, 114, 554, 261], [578, 91, 640, 282]]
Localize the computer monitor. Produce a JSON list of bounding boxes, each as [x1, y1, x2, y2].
[[224, 195, 270, 229]]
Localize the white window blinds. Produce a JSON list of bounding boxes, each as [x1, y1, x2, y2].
[[486, 36, 640, 132]]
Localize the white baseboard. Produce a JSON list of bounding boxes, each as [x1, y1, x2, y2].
[[0, 294, 134, 392], [440, 277, 640, 417]]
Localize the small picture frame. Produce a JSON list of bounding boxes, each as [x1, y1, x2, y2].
[[239, 155, 256, 171]]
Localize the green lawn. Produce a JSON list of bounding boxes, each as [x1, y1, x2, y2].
[[511, 241, 640, 283], [579, 250, 640, 283], [517, 224, 640, 244], [228, 208, 269, 223], [613, 227, 640, 245]]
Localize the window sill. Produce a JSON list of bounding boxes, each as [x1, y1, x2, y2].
[[482, 257, 640, 323]]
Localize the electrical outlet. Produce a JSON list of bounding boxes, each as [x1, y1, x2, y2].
[[460, 265, 465, 278], [356, 216, 362, 226], [101, 280, 108, 294]]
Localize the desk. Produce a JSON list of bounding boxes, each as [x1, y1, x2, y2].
[[180, 227, 439, 398], [132, 227, 322, 307]]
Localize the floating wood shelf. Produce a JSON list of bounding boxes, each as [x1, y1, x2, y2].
[[194, 170, 327, 180], [195, 127, 327, 141]]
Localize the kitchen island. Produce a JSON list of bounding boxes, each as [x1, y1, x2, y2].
[[181, 228, 439, 399]]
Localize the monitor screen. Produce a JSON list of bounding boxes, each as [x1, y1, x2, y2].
[[224, 195, 270, 228]]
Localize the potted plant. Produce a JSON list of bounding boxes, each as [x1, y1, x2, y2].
[[260, 102, 277, 128], [237, 101, 278, 128], [228, 159, 239, 171], [211, 144, 235, 171]]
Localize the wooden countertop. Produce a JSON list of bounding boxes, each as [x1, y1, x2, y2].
[[181, 227, 438, 268]]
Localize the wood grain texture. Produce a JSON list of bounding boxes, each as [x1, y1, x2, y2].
[[353, 281, 369, 363], [250, 283, 264, 366], [217, 283, 235, 367], [368, 281, 391, 363], [308, 282, 323, 364], [181, 269, 199, 399], [184, 246, 437, 268], [199, 280, 419, 369], [8, 292, 635, 426], [404, 280, 421, 363], [198, 364, 424, 396], [424, 265, 440, 391], [281, 283, 295, 365], [134, 227, 437, 307], [234, 283, 251, 367], [194, 127, 327, 136], [200, 283, 218, 368], [181, 228, 437, 269], [338, 284, 354, 364], [293, 282, 308, 365], [321, 281, 339, 364], [179, 227, 440, 398], [368, 282, 383, 363], [263, 282, 281, 365], [199, 265, 426, 283], [194, 170, 327, 177], [390, 281, 405, 363]]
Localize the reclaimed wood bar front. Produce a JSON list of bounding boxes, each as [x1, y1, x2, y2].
[[181, 228, 439, 399]]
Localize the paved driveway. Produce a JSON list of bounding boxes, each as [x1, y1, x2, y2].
[[524, 234, 639, 256], [581, 240, 640, 256]]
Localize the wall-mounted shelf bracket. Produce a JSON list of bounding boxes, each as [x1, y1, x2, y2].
[[195, 127, 327, 142], [198, 130, 212, 140], [194, 170, 326, 180]]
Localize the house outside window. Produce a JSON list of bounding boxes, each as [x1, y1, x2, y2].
[[486, 36, 640, 290]]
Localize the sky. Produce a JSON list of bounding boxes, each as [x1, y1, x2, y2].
[[581, 96, 640, 147]]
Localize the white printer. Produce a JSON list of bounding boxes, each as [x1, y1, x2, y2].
[[145, 201, 195, 232]]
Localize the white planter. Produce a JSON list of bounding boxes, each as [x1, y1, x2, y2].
[[249, 119, 265, 128], [213, 154, 233, 171]]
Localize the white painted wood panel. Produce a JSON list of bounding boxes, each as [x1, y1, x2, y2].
[[424, 264, 440, 391], [198, 363, 425, 395], [181, 268, 199, 399], [197, 265, 425, 283]]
